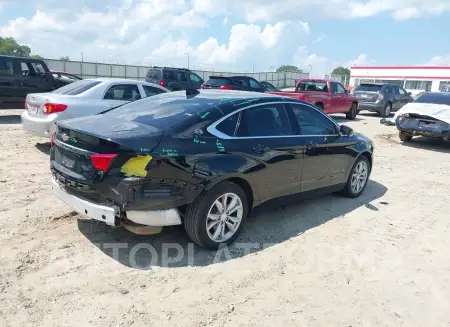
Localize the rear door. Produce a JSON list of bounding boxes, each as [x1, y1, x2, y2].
[[0, 56, 22, 105], [213, 102, 304, 201], [103, 84, 141, 108], [16, 59, 54, 97], [288, 102, 352, 191]]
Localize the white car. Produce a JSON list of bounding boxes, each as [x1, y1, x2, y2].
[[21, 78, 169, 139]]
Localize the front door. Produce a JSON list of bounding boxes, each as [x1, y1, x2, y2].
[[16, 59, 54, 98], [330, 82, 348, 113], [287, 102, 354, 191]]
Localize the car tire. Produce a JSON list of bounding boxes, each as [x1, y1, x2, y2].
[[380, 103, 392, 117], [399, 131, 412, 142], [345, 103, 358, 120], [341, 155, 371, 198], [184, 181, 248, 250]]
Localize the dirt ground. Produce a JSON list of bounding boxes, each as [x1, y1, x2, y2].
[[1, 109, 449, 327]]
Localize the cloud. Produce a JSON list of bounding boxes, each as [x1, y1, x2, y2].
[[223, 16, 229, 26], [346, 54, 376, 67], [293, 46, 329, 78], [423, 55, 450, 66]]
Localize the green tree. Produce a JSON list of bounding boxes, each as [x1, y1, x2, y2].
[[331, 66, 350, 78], [30, 55, 44, 59], [276, 65, 302, 73], [59, 56, 70, 61], [0, 37, 32, 57]]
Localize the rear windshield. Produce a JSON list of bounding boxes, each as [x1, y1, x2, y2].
[[146, 69, 161, 79], [103, 93, 217, 130], [205, 77, 232, 86], [414, 92, 450, 105], [296, 81, 327, 92], [355, 84, 383, 92], [52, 80, 101, 95]]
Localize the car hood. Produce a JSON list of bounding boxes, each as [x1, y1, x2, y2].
[[393, 102, 450, 124]]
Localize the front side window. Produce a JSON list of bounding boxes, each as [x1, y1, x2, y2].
[[249, 78, 261, 89], [104, 84, 141, 101], [189, 73, 202, 83], [236, 103, 292, 137], [290, 103, 338, 136], [142, 85, 166, 97], [331, 82, 346, 94]]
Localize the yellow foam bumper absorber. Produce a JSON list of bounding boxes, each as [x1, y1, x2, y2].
[[120, 155, 153, 177]]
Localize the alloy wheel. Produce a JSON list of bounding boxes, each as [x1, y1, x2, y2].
[[350, 161, 369, 194], [206, 193, 243, 243]]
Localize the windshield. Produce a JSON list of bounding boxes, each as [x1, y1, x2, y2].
[[354, 84, 383, 92], [414, 92, 450, 105], [296, 81, 327, 92], [52, 80, 101, 95]]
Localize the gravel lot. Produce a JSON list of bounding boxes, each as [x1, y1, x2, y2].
[[1, 109, 449, 327]]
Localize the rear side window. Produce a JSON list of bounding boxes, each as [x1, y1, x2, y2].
[[216, 113, 239, 136], [236, 103, 292, 137], [290, 103, 337, 136], [142, 85, 166, 97], [52, 80, 102, 95], [163, 70, 176, 80], [176, 71, 188, 82], [0, 58, 14, 76], [146, 69, 161, 79], [104, 84, 141, 101], [206, 77, 232, 86]]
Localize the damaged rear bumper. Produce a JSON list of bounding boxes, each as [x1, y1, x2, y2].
[[396, 115, 450, 139], [51, 177, 182, 228]]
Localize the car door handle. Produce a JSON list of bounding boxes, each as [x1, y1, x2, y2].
[[253, 145, 269, 154]]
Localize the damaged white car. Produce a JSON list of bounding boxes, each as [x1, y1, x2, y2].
[[380, 92, 450, 142]]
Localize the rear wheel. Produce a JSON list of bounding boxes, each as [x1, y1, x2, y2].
[[315, 103, 324, 111], [399, 131, 412, 142], [380, 102, 392, 117], [345, 103, 358, 120], [341, 155, 370, 198], [184, 181, 248, 250]]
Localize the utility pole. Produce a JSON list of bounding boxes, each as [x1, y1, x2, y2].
[[185, 52, 190, 69]]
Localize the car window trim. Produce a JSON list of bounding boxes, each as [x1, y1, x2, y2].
[[102, 83, 140, 100], [207, 101, 341, 140]]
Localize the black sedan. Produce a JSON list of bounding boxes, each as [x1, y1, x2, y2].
[[50, 90, 374, 249]]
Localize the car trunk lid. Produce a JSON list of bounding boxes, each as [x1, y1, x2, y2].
[[353, 91, 380, 102], [51, 115, 164, 182]]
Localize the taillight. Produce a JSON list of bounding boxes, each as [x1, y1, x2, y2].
[[50, 134, 55, 147], [219, 85, 233, 90], [200, 84, 205, 89], [43, 103, 67, 114], [159, 79, 165, 87], [90, 154, 117, 172], [377, 93, 384, 100], [25, 101, 28, 110]]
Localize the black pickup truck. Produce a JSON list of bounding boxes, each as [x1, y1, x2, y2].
[[0, 55, 78, 109]]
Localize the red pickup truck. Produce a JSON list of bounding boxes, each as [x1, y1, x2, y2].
[[269, 79, 359, 120]]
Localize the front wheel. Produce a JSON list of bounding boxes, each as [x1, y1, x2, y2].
[[341, 155, 371, 198], [345, 103, 358, 120], [399, 131, 412, 142], [184, 181, 248, 250]]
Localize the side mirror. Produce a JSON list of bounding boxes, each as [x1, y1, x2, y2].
[[340, 124, 353, 136], [407, 92, 412, 95]]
